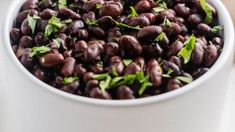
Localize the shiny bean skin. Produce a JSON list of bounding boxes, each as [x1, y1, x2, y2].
[[174, 4, 191, 17], [60, 80, 79, 93], [77, 29, 89, 40], [187, 14, 202, 25], [58, 8, 81, 20], [41, 8, 57, 19], [89, 63, 104, 74], [19, 36, 33, 48], [75, 64, 87, 78], [117, 86, 135, 99], [146, 59, 162, 87], [10, 28, 21, 43], [88, 26, 105, 39], [124, 16, 150, 28], [21, 0, 38, 10], [197, 23, 213, 37], [84, 44, 101, 62], [134, 0, 152, 13], [191, 42, 205, 65], [119, 35, 142, 57], [105, 42, 119, 57], [85, 80, 99, 94], [83, 72, 94, 82], [137, 26, 162, 40], [192, 67, 209, 79], [124, 62, 141, 75], [140, 13, 157, 24], [168, 40, 184, 56], [82, 0, 104, 12], [16, 9, 38, 24], [60, 57, 76, 77], [40, 53, 65, 67], [67, 20, 84, 34], [21, 19, 31, 35], [162, 61, 181, 75], [33, 68, 46, 81], [106, 56, 125, 75], [204, 45, 218, 67], [167, 79, 182, 91], [90, 87, 112, 99], [75, 40, 88, 53], [143, 43, 163, 58], [99, 2, 123, 18]]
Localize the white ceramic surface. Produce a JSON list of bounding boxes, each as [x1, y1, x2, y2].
[[0, 0, 234, 132]]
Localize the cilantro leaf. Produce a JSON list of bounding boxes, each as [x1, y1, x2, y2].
[[155, 32, 165, 42], [175, 76, 193, 84], [200, 0, 213, 24], [58, 0, 67, 8], [44, 16, 65, 37], [53, 38, 63, 48], [99, 75, 112, 92], [85, 19, 99, 26], [114, 20, 141, 30], [112, 66, 119, 77], [163, 17, 172, 27], [96, 4, 103, 9], [153, 0, 167, 13], [29, 46, 51, 57], [123, 59, 133, 66], [63, 76, 79, 85], [211, 25, 223, 33], [27, 14, 40, 34], [138, 76, 153, 95], [92, 73, 109, 80], [129, 6, 138, 17], [177, 34, 196, 64]]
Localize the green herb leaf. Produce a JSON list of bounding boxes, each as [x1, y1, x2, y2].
[[138, 76, 153, 95], [93, 73, 109, 80], [58, 0, 67, 8], [163, 17, 172, 27], [155, 32, 165, 42], [166, 68, 174, 75], [123, 59, 133, 66], [96, 4, 103, 9], [162, 74, 171, 78], [44, 16, 65, 37], [112, 66, 119, 77], [136, 71, 145, 83], [29, 46, 51, 57], [177, 34, 196, 64], [63, 76, 79, 85], [153, 7, 166, 13], [97, 61, 103, 67], [99, 75, 112, 92], [175, 76, 193, 84], [153, 0, 167, 13], [27, 14, 40, 34], [200, 0, 213, 24], [52, 38, 63, 48], [62, 19, 73, 24], [114, 20, 141, 30], [109, 76, 124, 88], [129, 6, 138, 17], [211, 25, 223, 33], [123, 74, 136, 85], [85, 19, 99, 26]]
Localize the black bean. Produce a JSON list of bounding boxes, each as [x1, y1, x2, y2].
[[124, 62, 141, 75], [106, 56, 125, 75], [191, 42, 205, 65], [146, 59, 162, 87], [140, 13, 157, 24], [82, 0, 104, 12], [89, 63, 104, 74], [41, 9, 57, 19], [75, 40, 88, 53], [162, 61, 181, 75], [167, 79, 182, 91], [90, 87, 112, 99], [204, 45, 218, 67], [168, 40, 184, 56], [10, 28, 21, 43], [60, 80, 79, 93], [33, 68, 46, 81], [21, 0, 38, 10], [119, 35, 142, 57], [137, 26, 162, 40], [174, 4, 191, 17], [85, 80, 99, 94], [105, 42, 119, 57], [83, 72, 94, 82], [134, 0, 152, 13], [99, 2, 123, 18], [212, 37, 223, 47], [187, 14, 202, 25], [58, 8, 81, 20], [143, 43, 163, 58], [197, 23, 213, 37], [117, 86, 135, 99], [124, 16, 150, 28], [21, 19, 31, 35], [19, 36, 33, 48], [192, 67, 209, 79], [67, 20, 84, 34], [88, 26, 105, 39], [35, 32, 49, 45], [84, 44, 101, 62], [40, 53, 65, 67], [60, 57, 76, 77]]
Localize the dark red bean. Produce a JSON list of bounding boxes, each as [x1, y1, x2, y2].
[[162, 61, 181, 75], [84, 44, 101, 62], [167, 79, 182, 91], [125, 16, 150, 28], [77, 29, 89, 40], [169, 56, 182, 68], [21, 0, 38, 10], [38, 0, 53, 9], [187, 14, 202, 25], [106, 56, 125, 75], [21, 19, 31, 35], [82, 0, 104, 12], [107, 27, 122, 42], [67, 20, 84, 34], [197, 23, 213, 36], [85, 80, 99, 94], [89, 63, 104, 74], [192, 67, 209, 79], [137, 26, 162, 40], [75, 64, 87, 78], [160, 9, 176, 21], [124, 62, 141, 75], [33, 68, 46, 81], [35, 32, 49, 45], [140, 13, 157, 24], [60, 57, 76, 77], [58, 8, 81, 20], [90, 87, 112, 99], [82, 11, 96, 22], [134, 57, 145, 70], [75, 40, 88, 53], [99, 2, 123, 18], [119, 35, 142, 57], [37, 19, 48, 32], [134, 0, 152, 13], [117, 86, 135, 99], [10, 28, 21, 43], [40, 53, 65, 67], [16, 9, 38, 24], [174, 4, 190, 17], [88, 26, 105, 39], [191, 42, 205, 65], [105, 42, 119, 57], [212, 37, 223, 47], [41, 8, 57, 18], [168, 40, 184, 56], [143, 43, 163, 58], [19, 36, 33, 48], [204, 45, 218, 67], [20, 53, 34, 68], [146, 59, 162, 87], [60, 80, 79, 93]]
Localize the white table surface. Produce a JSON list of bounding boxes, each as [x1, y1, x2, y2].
[[0, 0, 234, 131]]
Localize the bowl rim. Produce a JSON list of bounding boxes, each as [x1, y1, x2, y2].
[[3, 0, 234, 107]]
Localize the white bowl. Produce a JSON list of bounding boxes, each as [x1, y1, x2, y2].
[[1, 0, 234, 132]]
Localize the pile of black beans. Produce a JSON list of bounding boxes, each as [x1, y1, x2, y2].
[[10, 0, 223, 100]]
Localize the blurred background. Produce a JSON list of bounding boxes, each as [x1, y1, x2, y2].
[[223, 0, 235, 25]]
